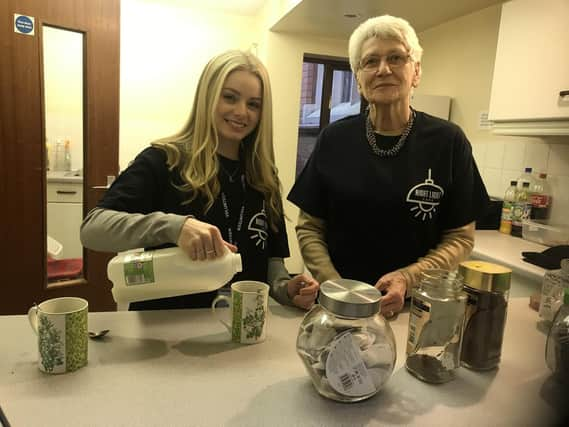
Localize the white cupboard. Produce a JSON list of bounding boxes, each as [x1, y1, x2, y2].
[[47, 181, 83, 259], [488, 0, 569, 134]]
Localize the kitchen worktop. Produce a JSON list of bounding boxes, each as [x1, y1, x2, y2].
[[47, 170, 83, 184], [0, 299, 565, 426], [473, 230, 549, 295]]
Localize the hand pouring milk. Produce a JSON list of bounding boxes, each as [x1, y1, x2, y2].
[[107, 247, 242, 304]]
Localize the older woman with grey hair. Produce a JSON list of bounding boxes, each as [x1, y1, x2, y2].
[[288, 15, 489, 317]]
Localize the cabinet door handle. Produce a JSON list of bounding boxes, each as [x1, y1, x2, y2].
[[56, 190, 77, 195], [560, 90, 569, 97]]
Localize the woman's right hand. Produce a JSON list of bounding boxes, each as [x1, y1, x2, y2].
[[177, 217, 237, 260]]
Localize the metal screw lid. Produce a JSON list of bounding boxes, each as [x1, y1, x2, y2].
[[458, 260, 512, 293], [318, 279, 381, 318]]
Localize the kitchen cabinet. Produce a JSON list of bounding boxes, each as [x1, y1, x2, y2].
[[46, 181, 83, 259], [488, 0, 569, 134]]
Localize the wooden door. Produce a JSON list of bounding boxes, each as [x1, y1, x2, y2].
[[0, 0, 120, 314]]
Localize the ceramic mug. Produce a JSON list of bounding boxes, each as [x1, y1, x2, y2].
[[28, 297, 88, 373], [211, 281, 269, 344]]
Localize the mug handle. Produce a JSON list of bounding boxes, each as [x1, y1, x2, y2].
[[28, 303, 39, 335], [211, 295, 232, 333]]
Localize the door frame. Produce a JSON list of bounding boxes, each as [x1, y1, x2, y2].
[[0, 0, 120, 314]]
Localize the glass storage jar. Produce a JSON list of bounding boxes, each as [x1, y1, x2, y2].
[[296, 279, 396, 402], [405, 269, 467, 383], [459, 260, 511, 370], [545, 287, 569, 383], [539, 259, 569, 323]]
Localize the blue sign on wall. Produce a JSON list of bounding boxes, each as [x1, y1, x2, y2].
[[14, 14, 35, 36]]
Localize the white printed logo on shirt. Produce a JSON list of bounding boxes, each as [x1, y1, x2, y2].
[[406, 168, 444, 221], [248, 207, 268, 250]]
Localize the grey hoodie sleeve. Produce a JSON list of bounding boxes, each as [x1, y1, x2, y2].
[[80, 207, 189, 252], [267, 257, 295, 307]]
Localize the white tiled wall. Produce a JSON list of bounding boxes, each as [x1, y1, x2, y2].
[[472, 139, 569, 225]]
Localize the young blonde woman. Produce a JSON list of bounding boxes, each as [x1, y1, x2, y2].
[[81, 50, 318, 311]]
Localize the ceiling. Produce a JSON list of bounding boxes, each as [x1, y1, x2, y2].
[[271, 0, 504, 38], [142, 0, 266, 16]]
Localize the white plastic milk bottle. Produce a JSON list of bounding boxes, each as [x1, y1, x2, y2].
[[107, 247, 242, 304]]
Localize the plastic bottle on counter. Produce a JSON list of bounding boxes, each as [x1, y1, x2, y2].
[[516, 167, 536, 190], [511, 181, 531, 238], [63, 140, 72, 171], [499, 180, 518, 235], [530, 172, 552, 220], [107, 247, 242, 304], [545, 287, 569, 383], [53, 139, 65, 171]]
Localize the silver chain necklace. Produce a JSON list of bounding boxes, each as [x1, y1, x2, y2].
[[218, 160, 241, 183], [365, 107, 415, 157]]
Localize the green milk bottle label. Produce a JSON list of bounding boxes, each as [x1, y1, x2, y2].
[[123, 252, 155, 286]]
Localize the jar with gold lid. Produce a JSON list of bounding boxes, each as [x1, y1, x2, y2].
[[296, 279, 396, 402], [459, 260, 512, 370]]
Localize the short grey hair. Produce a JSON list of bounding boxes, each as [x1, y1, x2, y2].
[[348, 15, 423, 74]]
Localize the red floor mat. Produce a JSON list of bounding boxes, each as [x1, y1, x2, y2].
[[47, 258, 83, 280]]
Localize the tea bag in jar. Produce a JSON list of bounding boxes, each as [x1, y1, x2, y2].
[[405, 270, 467, 383], [296, 279, 396, 402]]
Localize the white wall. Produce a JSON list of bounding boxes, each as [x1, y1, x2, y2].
[[120, 0, 259, 169], [256, 2, 348, 273], [417, 5, 569, 225]]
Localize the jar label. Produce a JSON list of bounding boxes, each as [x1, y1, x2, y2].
[[325, 331, 376, 397], [123, 252, 155, 285], [407, 296, 431, 354], [530, 194, 550, 208]]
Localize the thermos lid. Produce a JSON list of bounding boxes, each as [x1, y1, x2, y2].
[[318, 279, 381, 318], [458, 260, 512, 293]]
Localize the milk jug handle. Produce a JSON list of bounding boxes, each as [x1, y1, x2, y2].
[[28, 304, 39, 335], [211, 295, 232, 333]]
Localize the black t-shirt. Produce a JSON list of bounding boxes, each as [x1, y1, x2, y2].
[[98, 147, 290, 309], [288, 111, 489, 286]]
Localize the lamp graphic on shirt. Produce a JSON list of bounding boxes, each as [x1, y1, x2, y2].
[[406, 168, 444, 221], [248, 208, 268, 250]]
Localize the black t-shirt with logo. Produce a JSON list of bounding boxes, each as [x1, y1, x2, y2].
[[287, 111, 489, 286], [98, 147, 290, 309]]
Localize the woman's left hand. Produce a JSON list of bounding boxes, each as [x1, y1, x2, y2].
[[375, 271, 408, 318], [287, 275, 319, 310]]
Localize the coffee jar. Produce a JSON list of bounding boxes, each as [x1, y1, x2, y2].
[[405, 269, 467, 383], [296, 279, 396, 402], [459, 260, 512, 370]]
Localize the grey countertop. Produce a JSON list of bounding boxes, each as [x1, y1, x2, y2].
[[47, 170, 83, 184], [473, 230, 548, 281], [472, 230, 550, 296], [0, 299, 565, 426]]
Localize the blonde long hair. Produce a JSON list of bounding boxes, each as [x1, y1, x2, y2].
[[151, 50, 283, 231]]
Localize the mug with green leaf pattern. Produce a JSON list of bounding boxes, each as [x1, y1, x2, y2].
[[28, 297, 88, 373], [212, 281, 269, 344]]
